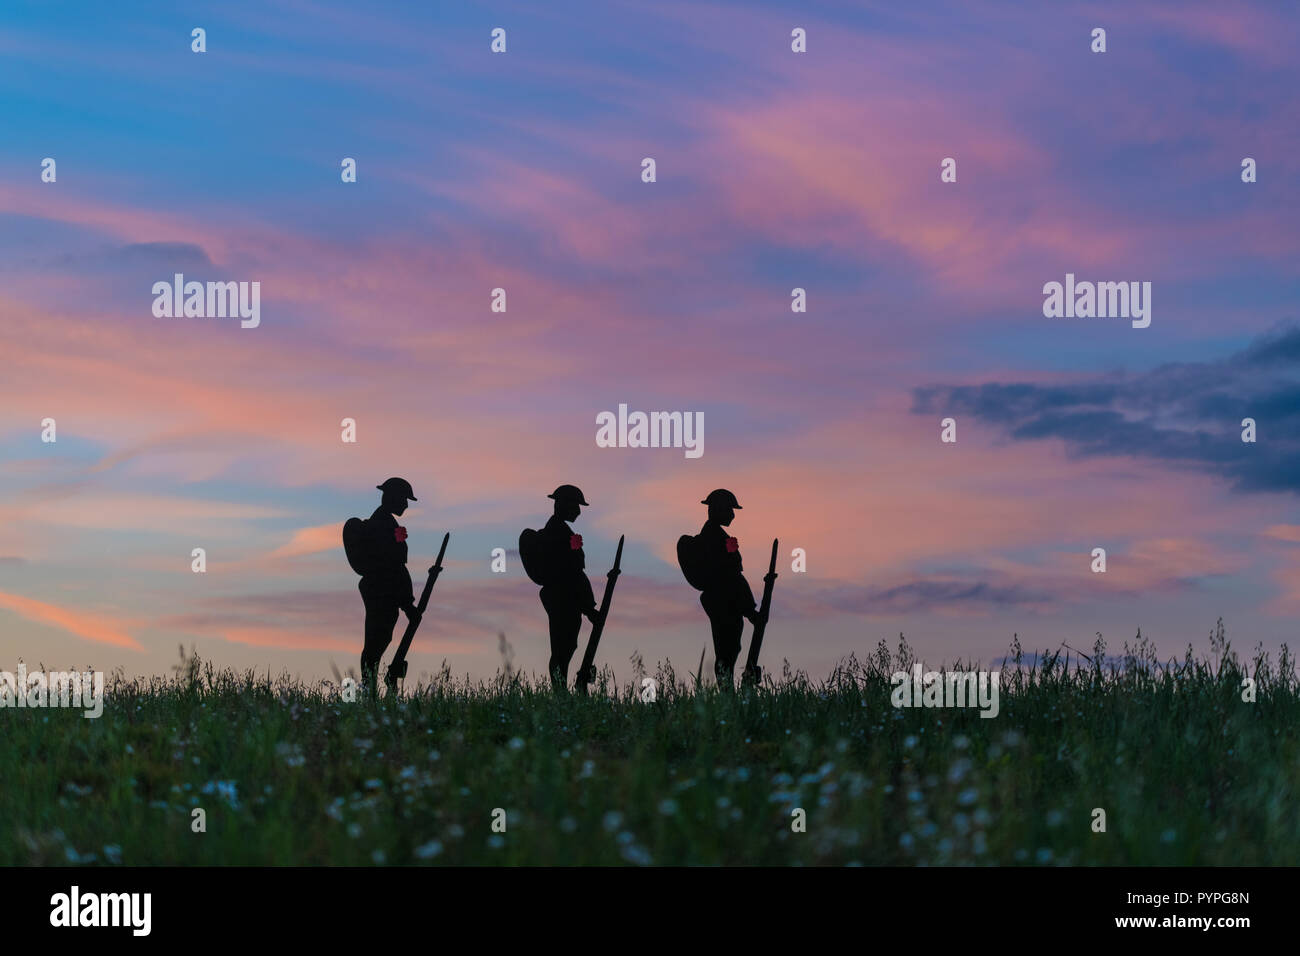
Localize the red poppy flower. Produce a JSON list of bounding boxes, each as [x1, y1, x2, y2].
[[394, 526, 408, 543], [570, 534, 583, 550], [725, 536, 739, 553]]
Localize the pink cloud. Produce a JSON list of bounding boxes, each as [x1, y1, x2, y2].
[[0, 591, 142, 650], [264, 523, 344, 561]]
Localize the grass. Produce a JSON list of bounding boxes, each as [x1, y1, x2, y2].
[[3, 620, 1296, 865]]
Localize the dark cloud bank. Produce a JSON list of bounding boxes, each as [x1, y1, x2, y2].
[[912, 324, 1300, 495]]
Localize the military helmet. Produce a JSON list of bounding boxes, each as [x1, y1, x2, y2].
[[376, 477, 418, 501], [701, 488, 742, 509], [548, 484, 590, 506]]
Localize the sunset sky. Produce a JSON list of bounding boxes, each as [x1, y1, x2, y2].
[[2, 0, 1298, 685]]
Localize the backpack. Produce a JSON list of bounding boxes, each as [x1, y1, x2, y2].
[[343, 517, 374, 576], [518, 529, 550, 586], [677, 534, 708, 591]]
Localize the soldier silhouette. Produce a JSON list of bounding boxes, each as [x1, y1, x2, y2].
[[351, 478, 421, 694], [520, 485, 599, 689], [680, 489, 759, 688]]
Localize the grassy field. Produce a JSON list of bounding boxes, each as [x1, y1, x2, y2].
[[3, 622, 1296, 865]]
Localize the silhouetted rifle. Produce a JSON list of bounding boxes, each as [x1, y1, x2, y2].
[[742, 538, 778, 686], [385, 532, 449, 693], [575, 535, 624, 695]]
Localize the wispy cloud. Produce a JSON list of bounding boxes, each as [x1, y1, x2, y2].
[[0, 591, 142, 650]]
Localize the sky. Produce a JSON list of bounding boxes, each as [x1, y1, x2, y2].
[[1, 0, 1298, 686]]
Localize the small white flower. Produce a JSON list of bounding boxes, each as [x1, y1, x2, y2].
[[414, 840, 443, 860], [621, 842, 652, 865]]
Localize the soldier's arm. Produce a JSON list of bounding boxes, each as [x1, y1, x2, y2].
[[561, 538, 597, 611], [401, 566, 415, 610], [579, 572, 597, 613], [737, 573, 758, 612], [563, 549, 596, 612], [374, 525, 415, 606], [697, 540, 724, 592]]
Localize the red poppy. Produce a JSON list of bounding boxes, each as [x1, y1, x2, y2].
[[725, 536, 739, 553], [394, 526, 408, 543], [570, 534, 583, 550]]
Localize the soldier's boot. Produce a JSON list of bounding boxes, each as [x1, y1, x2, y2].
[[549, 663, 569, 693], [715, 660, 735, 691], [384, 659, 408, 695], [360, 662, 380, 699]]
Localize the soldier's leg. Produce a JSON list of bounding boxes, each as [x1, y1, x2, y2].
[[361, 599, 399, 693], [541, 588, 579, 689], [716, 616, 743, 688], [702, 593, 741, 689], [548, 612, 580, 689]]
